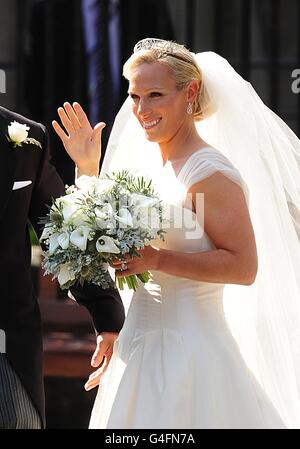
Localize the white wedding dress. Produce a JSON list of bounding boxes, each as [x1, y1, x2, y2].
[[89, 147, 285, 429]]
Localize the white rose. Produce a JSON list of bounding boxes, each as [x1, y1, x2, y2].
[[62, 202, 78, 223], [75, 175, 98, 191], [76, 176, 115, 194], [57, 192, 82, 222], [71, 210, 90, 227], [95, 179, 115, 195], [94, 204, 116, 229], [95, 203, 115, 218], [58, 263, 75, 286], [70, 226, 91, 251], [96, 235, 120, 253], [8, 121, 30, 144], [95, 217, 107, 229], [131, 193, 158, 208]]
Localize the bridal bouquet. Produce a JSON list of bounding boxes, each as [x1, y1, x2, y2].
[[40, 171, 166, 291]]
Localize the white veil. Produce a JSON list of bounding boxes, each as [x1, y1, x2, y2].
[[101, 50, 300, 428]]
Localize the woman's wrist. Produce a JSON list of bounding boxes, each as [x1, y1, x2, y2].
[[152, 246, 165, 271], [76, 162, 100, 178]]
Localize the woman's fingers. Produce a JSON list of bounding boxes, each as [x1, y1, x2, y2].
[[73, 102, 92, 129], [84, 369, 102, 391], [52, 120, 68, 146], [112, 254, 132, 266], [91, 122, 106, 145], [57, 106, 75, 136], [64, 102, 81, 129]]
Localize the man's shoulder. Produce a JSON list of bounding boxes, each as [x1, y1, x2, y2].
[[0, 106, 45, 134]]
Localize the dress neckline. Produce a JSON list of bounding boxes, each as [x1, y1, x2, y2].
[[171, 146, 213, 180]]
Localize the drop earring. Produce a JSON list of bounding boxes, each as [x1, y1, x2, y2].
[[187, 102, 193, 115]]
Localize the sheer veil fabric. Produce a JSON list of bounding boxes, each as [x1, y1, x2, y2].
[[100, 51, 300, 428]]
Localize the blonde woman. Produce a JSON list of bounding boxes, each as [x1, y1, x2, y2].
[[56, 39, 300, 429]]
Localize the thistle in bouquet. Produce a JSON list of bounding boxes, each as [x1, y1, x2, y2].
[[40, 170, 167, 291]]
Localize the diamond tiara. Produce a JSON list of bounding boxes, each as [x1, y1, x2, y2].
[[133, 38, 192, 64], [133, 38, 184, 54]]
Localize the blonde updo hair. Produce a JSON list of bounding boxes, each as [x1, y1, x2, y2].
[[123, 38, 213, 122]]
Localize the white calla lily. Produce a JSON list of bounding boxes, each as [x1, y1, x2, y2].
[[96, 235, 120, 253], [49, 233, 60, 254], [70, 226, 91, 251], [57, 232, 70, 249]]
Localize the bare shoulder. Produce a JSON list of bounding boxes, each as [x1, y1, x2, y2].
[[189, 170, 248, 211], [189, 171, 256, 259]]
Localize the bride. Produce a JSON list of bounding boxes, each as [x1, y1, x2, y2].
[[54, 38, 300, 429]]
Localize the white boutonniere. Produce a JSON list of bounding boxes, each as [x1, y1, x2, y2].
[[7, 121, 42, 149]]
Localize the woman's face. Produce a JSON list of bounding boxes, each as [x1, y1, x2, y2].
[[128, 62, 188, 143]]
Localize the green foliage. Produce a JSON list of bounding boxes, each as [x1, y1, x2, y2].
[[29, 224, 39, 246]]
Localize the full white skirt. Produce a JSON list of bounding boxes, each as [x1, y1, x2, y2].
[[89, 273, 285, 429]]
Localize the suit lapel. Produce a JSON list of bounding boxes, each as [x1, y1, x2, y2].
[[0, 114, 16, 221]]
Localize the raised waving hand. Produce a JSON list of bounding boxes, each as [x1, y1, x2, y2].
[[53, 102, 105, 177]]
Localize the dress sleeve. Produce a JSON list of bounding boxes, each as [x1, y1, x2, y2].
[[180, 148, 249, 203]]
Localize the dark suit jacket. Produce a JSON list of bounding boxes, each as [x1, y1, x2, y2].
[[0, 106, 125, 427]]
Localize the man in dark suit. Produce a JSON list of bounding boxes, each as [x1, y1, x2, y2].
[[0, 105, 125, 428]]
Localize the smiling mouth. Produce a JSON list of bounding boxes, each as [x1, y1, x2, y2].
[[142, 118, 162, 130]]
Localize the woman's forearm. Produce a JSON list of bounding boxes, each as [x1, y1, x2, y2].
[[156, 247, 256, 285]]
